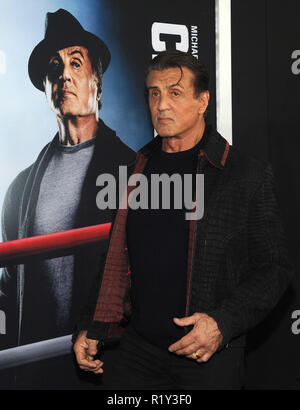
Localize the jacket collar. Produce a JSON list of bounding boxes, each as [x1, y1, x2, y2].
[[139, 124, 230, 169]]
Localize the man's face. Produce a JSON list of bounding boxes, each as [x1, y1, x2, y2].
[[146, 67, 209, 139], [44, 45, 99, 117]]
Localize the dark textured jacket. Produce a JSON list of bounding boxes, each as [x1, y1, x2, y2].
[[83, 125, 293, 349], [0, 119, 136, 349]]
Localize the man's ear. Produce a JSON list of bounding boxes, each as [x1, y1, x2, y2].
[[198, 90, 210, 115]]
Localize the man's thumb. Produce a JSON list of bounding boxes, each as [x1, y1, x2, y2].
[[173, 315, 196, 327], [87, 339, 98, 355]]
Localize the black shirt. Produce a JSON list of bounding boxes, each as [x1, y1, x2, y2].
[[126, 129, 208, 349]]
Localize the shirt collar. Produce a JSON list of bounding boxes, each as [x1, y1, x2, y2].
[[139, 124, 230, 169]]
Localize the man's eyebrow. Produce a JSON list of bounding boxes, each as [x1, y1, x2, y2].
[[147, 83, 184, 90], [167, 82, 184, 89], [49, 52, 60, 61], [68, 49, 85, 59]]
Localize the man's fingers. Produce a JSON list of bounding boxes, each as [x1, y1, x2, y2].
[[92, 365, 104, 374], [187, 349, 199, 360], [196, 352, 212, 363], [186, 347, 206, 360], [173, 342, 198, 356], [76, 350, 94, 367], [81, 364, 103, 374], [78, 355, 103, 371], [79, 361, 102, 371], [82, 362, 103, 373], [173, 314, 197, 327], [75, 346, 102, 370], [168, 330, 199, 353]]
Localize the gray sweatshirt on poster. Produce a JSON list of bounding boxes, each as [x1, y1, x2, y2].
[[22, 137, 96, 340]]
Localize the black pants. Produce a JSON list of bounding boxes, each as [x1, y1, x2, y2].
[[101, 327, 245, 390]]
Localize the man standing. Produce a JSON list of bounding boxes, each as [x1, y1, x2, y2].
[[74, 50, 293, 389], [0, 9, 135, 388]]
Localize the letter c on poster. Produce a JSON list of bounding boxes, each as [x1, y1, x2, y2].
[[151, 22, 189, 55]]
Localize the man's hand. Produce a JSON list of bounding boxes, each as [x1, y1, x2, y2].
[[73, 330, 103, 374], [168, 313, 223, 363]]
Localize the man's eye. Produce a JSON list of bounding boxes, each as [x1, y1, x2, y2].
[[171, 91, 180, 97], [71, 60, 81, 68], [151, 91, 159, 98], [49, 60, 60, 70]]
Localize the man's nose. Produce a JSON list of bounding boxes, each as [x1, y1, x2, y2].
[[157, 94, 170, 111], [59, 63, 71, 83]]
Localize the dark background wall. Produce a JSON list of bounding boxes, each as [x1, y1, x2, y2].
[[232, 0, 300, 389]]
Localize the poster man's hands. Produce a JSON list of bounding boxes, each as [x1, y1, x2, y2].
[[168, 313, 223, 363]]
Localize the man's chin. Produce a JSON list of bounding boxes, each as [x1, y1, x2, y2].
[[154, 125, 176, 138], [156, 131, 175, 138], [54, 105, 78, 118]]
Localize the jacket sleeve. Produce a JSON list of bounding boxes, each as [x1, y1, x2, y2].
[[1, 170, 31, 289], [0, 172, 28, 349], [73, 160, 137, 343], [72, 208, 118, 342], [207, 164, 294, 348], [73, 251, 107, 333]]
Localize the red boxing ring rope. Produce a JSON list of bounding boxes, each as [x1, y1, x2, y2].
[[0, 223, 111, 266], [0, 223, 111, 369]]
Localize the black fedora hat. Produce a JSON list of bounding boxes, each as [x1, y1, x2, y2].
[[28, 9, 111, 91]]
